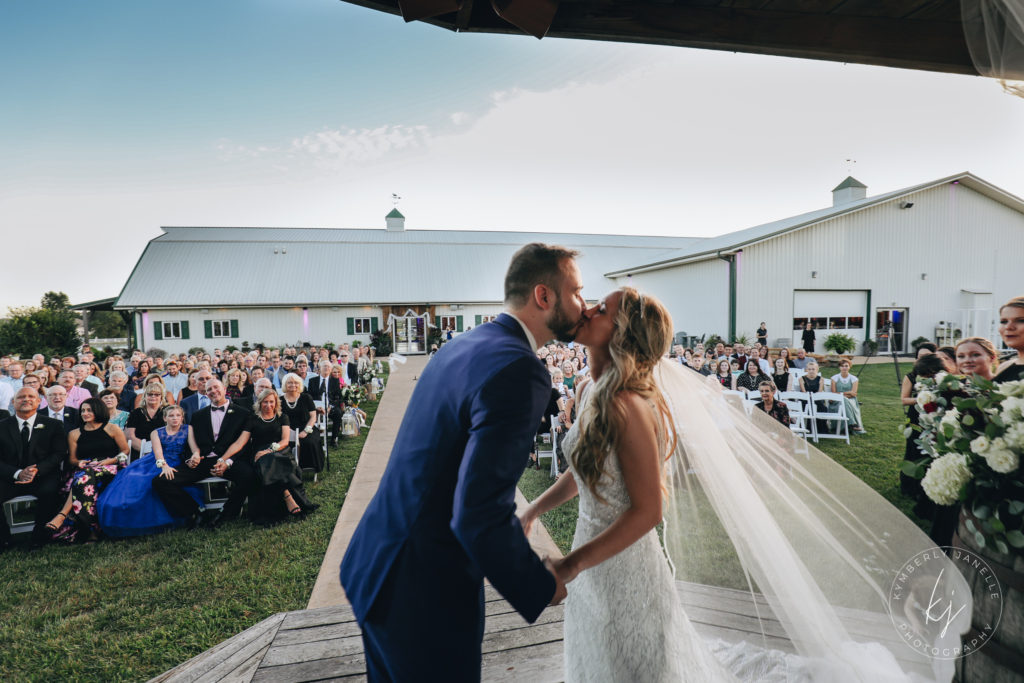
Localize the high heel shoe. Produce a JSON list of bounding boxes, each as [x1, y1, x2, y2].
[[46, 512, 67, 531]]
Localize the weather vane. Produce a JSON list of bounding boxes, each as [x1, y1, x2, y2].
[[392, 193, 401, 208], [845, 158, 857, 174]]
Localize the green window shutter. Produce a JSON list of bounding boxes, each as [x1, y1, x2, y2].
[[347, 317, 354, 335], [230, 319, 239, 338], [181, 321, 190, 340], [204, 320, 213, 338], [456, 315, 463, 332], [153, 321, 163, 340], [370, 317, 379, 332], [475, 315, 482, 326]]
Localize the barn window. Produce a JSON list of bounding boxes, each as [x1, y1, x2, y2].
[[154, 321, 189, 340], [211, 320, 232, 338]]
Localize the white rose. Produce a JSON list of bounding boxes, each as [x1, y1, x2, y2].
[[921, 453, 972, 506], [984, 448, 1019, 474], [1003, 424, 1024, 451], [1001, 396, 1024, 422], [939, 409, 962, 436], [917, 390, 937, 409], [969, 435, 991, 455], [997, 379, 1024, 398]]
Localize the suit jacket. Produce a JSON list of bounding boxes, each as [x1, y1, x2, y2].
[[46, 406, 81, 434], [190, 402, 252, 460], [0, 414, 68, 481], [340, 313, 555, 630], [307, 376, 342, 408], [116, 386, 137, 413], [344, 362, 359, 385], [180, 393, 209, 424]]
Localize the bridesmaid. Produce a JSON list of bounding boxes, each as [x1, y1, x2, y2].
[[994, 296, 1024, 382], [49, 398, 130, 543]]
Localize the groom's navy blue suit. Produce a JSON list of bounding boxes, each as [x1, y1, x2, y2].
[[340, 313, 556, 681]]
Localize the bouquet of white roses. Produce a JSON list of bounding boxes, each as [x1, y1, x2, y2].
[[340, 384, 367, 407], [359, 363, 376, 386], [905, 374, 1024, 554]]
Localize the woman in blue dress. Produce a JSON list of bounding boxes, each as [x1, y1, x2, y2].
[[98, 404, 203, 537]]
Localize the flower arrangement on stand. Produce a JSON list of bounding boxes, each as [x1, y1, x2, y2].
[[905, 374, 1024, 554]]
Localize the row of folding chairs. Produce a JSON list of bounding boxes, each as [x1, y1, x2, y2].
[[535, 415, 562, 478], [722, 389, 850, 444]]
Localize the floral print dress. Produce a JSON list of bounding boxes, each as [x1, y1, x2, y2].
[[54, 425, 122, 543]]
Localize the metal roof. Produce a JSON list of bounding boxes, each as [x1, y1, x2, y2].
[[115, 228, 700, 308], [604, 172, 1024, 277]]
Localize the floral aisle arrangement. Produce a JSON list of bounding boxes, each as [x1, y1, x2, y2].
[[905, 373, 1024, 554], [340, 384, 367, 408]]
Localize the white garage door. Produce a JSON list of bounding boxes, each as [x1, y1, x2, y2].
[[792, 290, 868, 353]]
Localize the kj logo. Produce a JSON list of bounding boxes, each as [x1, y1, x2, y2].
[[888, 546, 1002, 661]]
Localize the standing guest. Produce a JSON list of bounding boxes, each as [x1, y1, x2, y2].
[[755, 381, 790, 426], [801, 321, 816, 354], [994, 296, 1024, 382], [937, 346, 957, 369], [179, 369, 214, 423], [771, 358, 792, 392], [57, 370, 92, 410], [281, 373, 324, 471], [161, 360, 188, 403], [735, 359, 770, 393], [713, 359, 734, 390], [829, 360, 865, 434], [899, 343, 938, 498], [48, 398, 130, 543], [98, 404, 204, 537], [756, 322, 768, 347], [126, 385, 168, 458], [43, 385, 80, 435], [0, 388, 66, 550], [152, 379, 257, 529], [791, 348, 810, 370]]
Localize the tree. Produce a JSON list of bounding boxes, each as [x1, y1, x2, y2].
[[0, 292, 81, 358], [88, 311, 128, 338]]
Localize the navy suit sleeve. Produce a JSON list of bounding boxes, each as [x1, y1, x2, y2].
[[450, 356, 555, 623]]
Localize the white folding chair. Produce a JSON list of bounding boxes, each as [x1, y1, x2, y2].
[[291, 419, 320, 483], [810, 391, 849, 444], [779, 391, 816, 441], [3, 495, 38, 535], [741, 399, 758, 416], [535, 416, 559, 477]]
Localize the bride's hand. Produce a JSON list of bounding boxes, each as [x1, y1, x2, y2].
[[517, 504, 538, 537]]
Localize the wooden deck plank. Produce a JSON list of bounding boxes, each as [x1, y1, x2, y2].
[[191, 621, 282, 683], [263, 634, 364, 668], [280, 606, 355, 632], [274, 620, 362, 647], [217, 643, 271, 683], [252, 652, 366, 683], [150, 614, 286, 683], [480, 640, 564, 682]]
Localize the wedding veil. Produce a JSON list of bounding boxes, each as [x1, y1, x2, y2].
[[654, 359, 971, 683]]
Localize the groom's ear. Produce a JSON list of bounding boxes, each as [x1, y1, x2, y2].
[[532, 283, 553, 311]]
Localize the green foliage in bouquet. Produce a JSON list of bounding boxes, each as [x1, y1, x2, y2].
[[340, 384, 367, 407], [904, 373, 1024, 555]]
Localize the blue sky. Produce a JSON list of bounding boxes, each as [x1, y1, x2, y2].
[[2, 1, 1023, 311]]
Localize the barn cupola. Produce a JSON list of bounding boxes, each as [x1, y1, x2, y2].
[[832, 176, 867, 206], [386, 208, 405, 231]]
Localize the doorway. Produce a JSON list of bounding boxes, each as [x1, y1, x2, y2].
[[876, 308, 909, 354], [391, 314, 426, 354]]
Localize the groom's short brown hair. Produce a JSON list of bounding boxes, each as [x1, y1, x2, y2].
[[504, 243, 579, 308]]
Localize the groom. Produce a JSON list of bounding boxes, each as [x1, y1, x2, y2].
[[341, 243, 587, 681]]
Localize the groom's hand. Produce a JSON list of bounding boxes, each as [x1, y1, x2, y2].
[[544, 557, 568, 606], [517, 505, 537, 537]]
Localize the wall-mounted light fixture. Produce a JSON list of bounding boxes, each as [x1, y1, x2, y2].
[[899, 201, 914, 209], [921, 273, 928, 280], [811, 271, 818, 279]]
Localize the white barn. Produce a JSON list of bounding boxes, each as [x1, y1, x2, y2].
[[111, 172, 1024, 356], [606, 172, 1024, 354]]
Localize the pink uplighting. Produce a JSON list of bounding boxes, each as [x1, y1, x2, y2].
[[303, 307, 309, 335]]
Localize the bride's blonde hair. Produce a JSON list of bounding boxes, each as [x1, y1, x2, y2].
[[572, 287, 675, 500]]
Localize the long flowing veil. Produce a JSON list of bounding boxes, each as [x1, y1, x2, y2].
[[654, 359, 971, 682]]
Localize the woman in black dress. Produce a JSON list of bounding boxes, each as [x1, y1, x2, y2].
[[994, 296, 1024, 382], [756, 322, 768, 347], [281, 372, 325, 472], [735, 359, 770, 393], [49, 398, 130, 542], [125, 384, 167, 460], [801, 322, 816, 354], [899, 343, 937, 498], [771, 358, 791, 392], [713, 359, 734, 390]]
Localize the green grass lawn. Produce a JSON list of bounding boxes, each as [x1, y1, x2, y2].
[[0, 400, 378, 683], [519, 361, 921, 556]]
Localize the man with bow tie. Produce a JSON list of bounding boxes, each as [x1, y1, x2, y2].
[[152, 378, 256, 529], [0, 388, 66, 551]]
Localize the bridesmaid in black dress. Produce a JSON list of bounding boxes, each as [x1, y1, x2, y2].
[[994, 296, 1024, 382], [801, 322, 816, 354]]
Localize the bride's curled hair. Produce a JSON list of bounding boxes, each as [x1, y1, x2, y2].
[[572, 287, 675, 500]]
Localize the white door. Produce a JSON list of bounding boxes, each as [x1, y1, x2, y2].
[[792, 290, 868, 353]]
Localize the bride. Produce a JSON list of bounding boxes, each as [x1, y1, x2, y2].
[[518, 287, 971, 682]]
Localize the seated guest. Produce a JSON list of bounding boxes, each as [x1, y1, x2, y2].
[[152, 379, 258, 528], [735, 359, 770, 393], [128, 360, 152, 391], [0, 378, 12, 416], [43, 385, 80, 434], [133, 374, 175, 408], [74, 364, 102, 396], [713, 359, 734, 389], [732, 343, 748, 369], [180, 369, 199, 401], [0, 388, 66, 550], [161, 359, 188, 402], [126, 384, 168, 459], [99, 389, 129, 430], [778, 347, 793, 368], [337, 350, 358, 385], [107, 370, 137, 412], [755, 381, 791, 426], [49, 398, 129, 543], [282, 373, 325, 472], [21, 373, 49, 411], [98, 404, 203, 537], [799, 360, 828, 432], [224, 368, 246, 403], [58, 370, 92, 410], [791, 348, 810, 370], [308, 361, 342, 449], [180, 369, 214, 424], [771, 358, 792, 392], [829, 360, 865, 434], [756, 347, 772, 375]]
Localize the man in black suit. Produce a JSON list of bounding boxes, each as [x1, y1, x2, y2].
[[308, 360, 343, 447], [152, 378, 257, 528], [0, 388, 66, 550], [179, 369, 214, 424], [43, 385, 81, 434], [337, 350, 359, 386]]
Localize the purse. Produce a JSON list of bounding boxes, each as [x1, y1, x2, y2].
[[255, 452, 301, 487]]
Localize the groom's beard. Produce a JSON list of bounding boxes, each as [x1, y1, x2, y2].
[[549, 297, 583, 343]]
